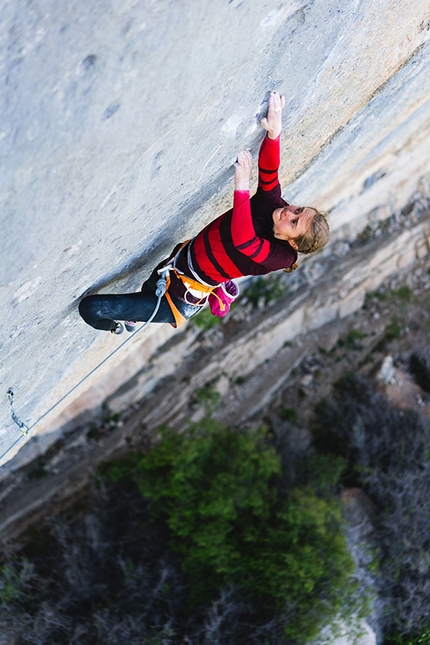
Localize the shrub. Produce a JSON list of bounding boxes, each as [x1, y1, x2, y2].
[[387, 626, 430, 645], [132, 420, 356, 642], [192, 305, 221, 331], [391, 285, 414, 303], [279, 406, 298, 424], [243, 274, 285, 308], [192, 383, 221, 414], [0, 563, 28, 603], [0, 420, 358, 645]]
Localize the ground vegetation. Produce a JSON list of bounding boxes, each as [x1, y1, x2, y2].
[[0, 418, 360, 645], [2, 240, 430, 644]]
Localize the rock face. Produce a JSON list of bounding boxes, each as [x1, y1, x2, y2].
[[1, 0, 430, 467], [315, 618, 377, 645]]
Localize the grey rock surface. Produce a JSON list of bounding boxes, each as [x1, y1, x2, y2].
[[1, 0, 430, 466]]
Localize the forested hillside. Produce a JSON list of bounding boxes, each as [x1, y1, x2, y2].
[[2, 252, 430, 644]]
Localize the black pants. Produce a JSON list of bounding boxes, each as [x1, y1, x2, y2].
[[79, 291, 202, 331], [79, 245, 203, 332]]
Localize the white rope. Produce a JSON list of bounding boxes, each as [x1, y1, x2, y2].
[[1, 274, 168, 464]]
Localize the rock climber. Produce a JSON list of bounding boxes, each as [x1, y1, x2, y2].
[[79, 91, 329, 334]]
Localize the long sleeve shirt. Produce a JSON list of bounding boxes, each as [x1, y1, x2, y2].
[[175, 134, 297, 287]]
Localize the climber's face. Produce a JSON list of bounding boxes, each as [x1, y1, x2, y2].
[[272, 204, 316, 247]]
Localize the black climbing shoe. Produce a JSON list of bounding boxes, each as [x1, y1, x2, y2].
[[110, 322, 124, 335], [124, 320, 137, 332]]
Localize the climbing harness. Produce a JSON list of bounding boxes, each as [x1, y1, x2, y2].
[[160, 240, 228, 328], [2, 273, 169, 464], [164, 269, 218, 328]]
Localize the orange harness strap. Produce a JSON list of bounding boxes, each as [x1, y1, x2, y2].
[[160, 241, 226, 328], [164, 273, 188, 328], [174, 270, 215, 296], [164, 270, 226, 328]]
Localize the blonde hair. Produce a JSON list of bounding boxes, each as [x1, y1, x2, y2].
[[284, 209, 329, 273]]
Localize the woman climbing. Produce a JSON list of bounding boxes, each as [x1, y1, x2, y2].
[[79, 91, 329, 334]]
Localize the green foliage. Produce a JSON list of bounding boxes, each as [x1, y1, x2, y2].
[[303, 454, 347, 498], [372, 315, 402, 352], [387, 627, 430, 645], [244, 274, 285, 308], [235, 375, 247, 385], [410, 628, 430, 645], [265, 488, 355, 643], [97, 453, 140, 483], [135, 421, 280, 594], [0, 558, 36, 612], [391, 285, 414, 303], [132, 420, 355, 642], [385, 315, 401, 339], [345, 328, 366, 349], [279, 406, 298, 424], [192, 305, 221, 331], [192, 383, 221, 414], [0, 565, 22, 603], [0, 417, 364, 644], [364, 285, 414, 307], [337, 328, 366, 351], [87, 412, 122, 440], [27, 462, 48, 480]]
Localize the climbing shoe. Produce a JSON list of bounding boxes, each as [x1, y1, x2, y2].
[[124, 320, 137, 332], [110, 322, 124, 335]]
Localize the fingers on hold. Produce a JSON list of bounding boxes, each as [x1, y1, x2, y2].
[[235, 150, 252, 168], [270, 91, 285, 108]]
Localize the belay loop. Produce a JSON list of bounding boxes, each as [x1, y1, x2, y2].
[[156, 241, 231, 329], [7, 388, 30, 436]]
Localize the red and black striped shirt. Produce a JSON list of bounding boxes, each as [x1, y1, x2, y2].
[[176, 134, 297, 286]]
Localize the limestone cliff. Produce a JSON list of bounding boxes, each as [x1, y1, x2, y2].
[[1, 0, 430, 468]]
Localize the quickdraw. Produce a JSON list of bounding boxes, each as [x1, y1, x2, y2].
[[7, 388, 29, 436]]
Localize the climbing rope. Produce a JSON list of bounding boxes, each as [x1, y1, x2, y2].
[[1, 273, 168, 464]]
